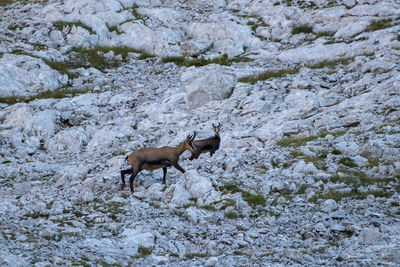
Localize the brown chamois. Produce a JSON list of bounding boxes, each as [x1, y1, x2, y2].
[[189, 123, 221, 160], [120, 133, 197, 193]]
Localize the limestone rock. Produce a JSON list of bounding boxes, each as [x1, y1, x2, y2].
[[181, 64, 236, 109]]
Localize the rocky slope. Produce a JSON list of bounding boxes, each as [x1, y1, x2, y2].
[[1, 0, 400, 266]]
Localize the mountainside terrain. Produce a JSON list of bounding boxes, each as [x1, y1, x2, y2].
[[1, 0, 400, 266]]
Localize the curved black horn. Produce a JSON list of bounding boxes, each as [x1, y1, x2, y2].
[[191, 132, 196, 140]]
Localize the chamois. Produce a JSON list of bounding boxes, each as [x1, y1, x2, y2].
[[189, 123, 221, 160], [120, 133, 197, 193]]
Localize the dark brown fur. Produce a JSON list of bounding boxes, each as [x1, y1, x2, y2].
[[120, 133, 197, 192], [189, 123, 220, 160]]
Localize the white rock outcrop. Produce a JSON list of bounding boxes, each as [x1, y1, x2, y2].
[[0, 54, 68, 98], [181, 64, 236, 109]]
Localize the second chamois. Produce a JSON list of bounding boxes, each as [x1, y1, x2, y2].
[[189, 123, 221, 160], [121, 133, 197, 193]]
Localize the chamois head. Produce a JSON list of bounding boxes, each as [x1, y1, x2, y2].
[[183, 132, 197, 154], [212, 123, 221, 137]]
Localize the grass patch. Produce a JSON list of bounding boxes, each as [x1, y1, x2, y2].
[[225, 211, 240, 219], [67, 46, 153, 71], [238, 54, 356, 84], [161, 54, 252, 67], [0, 0, 18, 7], [238, 67, 300, 84], [241, 191, 266, 206], [220, 183, 266, 206], [338, 157, 358, 168], [93, 201, 127, 215], [331, 149, 342, 155], [292, 24, 313, 34], [307, 57, 353, 70], [277, 135, 318, 147], [304, 155, 328, 171], [310, 188, 393, 203], [185, 253, 207, 259], [138, 247, 152, 257], [108, 25, 122, 34], [365, 19, 394, 32], [315, 31, 335, 38], [0, 87, 92, 105], [310, 170, 397, 202]]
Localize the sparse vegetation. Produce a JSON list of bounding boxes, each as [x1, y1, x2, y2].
[[220, 183, 266, 206], [138, 247, 152, 257], [331, 149, 342, 155], [225, 211, 240, 219], [0, 0, 17, 7], [238, 55, 357, 84], [185, 253, 208, 259], [307, 57, 353, 70], [0, 87, 92, 105], [292, 24, 313, 34], [161, 54, 252, 67], [277, 134, 319, 147], [365, 19, 394, 32], [338, 157, 357, 168], [238, 67, 300, 84]]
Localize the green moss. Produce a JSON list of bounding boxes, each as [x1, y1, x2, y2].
[[331, 149, 342, 155]]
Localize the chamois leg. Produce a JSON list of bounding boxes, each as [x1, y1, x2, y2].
[[162, 167, 167, 184], [129, 169, 140, 193], [120, 168, 132, 190], [171, 161, 185, 173]]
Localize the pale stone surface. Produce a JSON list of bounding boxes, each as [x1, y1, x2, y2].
[[1, 0, 400, 266], [181, 65, 236, 109], [0, 54, 68, 97]]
